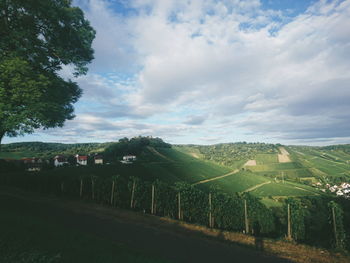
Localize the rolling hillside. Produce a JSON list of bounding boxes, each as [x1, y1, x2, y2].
[[2, 139, 350, 201]]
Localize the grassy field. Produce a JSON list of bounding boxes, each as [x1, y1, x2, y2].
[[289, 146, 350, 183], [249, 182, 319, 197], [0, 194, 169, 263], [198, 170, 270, 193], [255, 154, 279, 165]]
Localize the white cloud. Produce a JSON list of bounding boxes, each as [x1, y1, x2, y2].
[[8, 0, 348, 145]]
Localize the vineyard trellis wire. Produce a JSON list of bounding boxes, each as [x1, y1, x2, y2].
[[0, 170, 347, 250]]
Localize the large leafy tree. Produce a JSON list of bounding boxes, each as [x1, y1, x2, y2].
[[0, 0, 95, 147]]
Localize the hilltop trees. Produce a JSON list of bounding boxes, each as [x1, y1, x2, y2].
[[104, 136, 171, 159], [0, 0, 95, 147]]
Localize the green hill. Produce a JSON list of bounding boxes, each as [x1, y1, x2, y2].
[[2, 139, 350, 202]]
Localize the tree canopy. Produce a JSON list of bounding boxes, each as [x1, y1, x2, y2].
[[0, 0, 95, 145]]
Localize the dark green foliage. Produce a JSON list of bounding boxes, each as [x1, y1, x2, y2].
[[211, 191, 244, 231], [0, 0, 95, 144], [328, 201, 347, 250], [1, 142, 111, 158], [285, 198, 306, 241], [104, 137, 171, 160], [1, 162, 349, 251]]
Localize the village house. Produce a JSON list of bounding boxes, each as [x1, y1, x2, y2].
[[54, 155, 68, 167], [94, 155, 103, 165], [76, 154, 88, 165], [121, 155, 137, 164], [329, 185, 338, 192], [22, 157, 43, 172], [336, 190, 344, 196]]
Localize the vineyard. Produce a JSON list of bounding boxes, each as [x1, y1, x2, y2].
[[1, 166, 349, 251], [1, 139, 350, 251]]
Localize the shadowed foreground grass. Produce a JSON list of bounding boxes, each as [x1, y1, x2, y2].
[[0, 196, 170, 263]]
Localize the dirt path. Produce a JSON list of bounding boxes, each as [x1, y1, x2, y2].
[[244, 160, 257, 166], [147, 146, 174, 162], [192, 169, 240, 185], [243, 181, 271, 193], [278, 147, 291, 163], [0, 188, 291, 263]]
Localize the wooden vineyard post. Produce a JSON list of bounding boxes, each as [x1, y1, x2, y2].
[[244, 199, 249, 234], [130, 179, 136, 209], [332, 206, 338, 248], [61, 182, 64, 194], [282, 172, 285, 184], [287, 203, 292, 240], [80, 178, 83, 198], [91, 176, 95, 201], [111, 180, 115, 205], [178, 192, 182, 220], [151, 184, 155, 214], [209, 192, 213, 228]]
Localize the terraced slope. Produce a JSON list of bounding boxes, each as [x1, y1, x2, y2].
[[288, 146, 350, 184], [176, 144, 325, 199]]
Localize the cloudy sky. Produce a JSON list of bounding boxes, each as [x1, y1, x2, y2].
[[4, 0, 350, 145]]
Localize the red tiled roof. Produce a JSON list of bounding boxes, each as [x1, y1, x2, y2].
[[77, 155, 88, 160]]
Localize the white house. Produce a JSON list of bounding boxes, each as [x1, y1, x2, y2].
[[54, 155, 68, 167], [343, 189, 350, 194], [121, 155, 137, 164], [341, 182, 350, 189], [336, 190, 344, 196], [123, 155, 136, 161], [329, 185, 338, 192], [76, 155, 88, 165], [22, 157, 43, 172], [94, 155, 103, 165]]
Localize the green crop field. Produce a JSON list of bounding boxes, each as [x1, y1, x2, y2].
[[3, 140, 350, 204], [198, 171, 269, 193], [250, 182, 319, 197], [247, 162, 302, 172], [255, 154, 279, 165], [289, 146, 350, 184]]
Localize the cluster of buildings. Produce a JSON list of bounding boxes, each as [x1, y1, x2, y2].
[[327, 182, 350, 198], [21, 154, 104, 172], [53, 154, 103, 167], [120, 155, 137, 164], [19, 154, 137, 171]]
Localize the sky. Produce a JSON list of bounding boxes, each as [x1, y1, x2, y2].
[[3, 0, 350, 146]]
